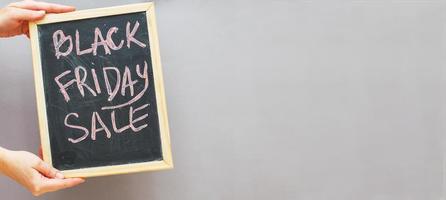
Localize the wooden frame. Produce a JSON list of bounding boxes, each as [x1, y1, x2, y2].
[[29, 2, 173, 178]]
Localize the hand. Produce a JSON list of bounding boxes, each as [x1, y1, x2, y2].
[[0, 0, 75, 38], [0, 149, 84, 196]]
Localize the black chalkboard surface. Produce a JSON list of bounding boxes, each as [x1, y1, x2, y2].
[[29, 3, 172, 178]]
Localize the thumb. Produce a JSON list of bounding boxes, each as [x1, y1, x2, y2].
[[40, 178, 85, 193], [33, 161, 64, 179], [38, 146, 42, 159], [8, 7, 45, 21]]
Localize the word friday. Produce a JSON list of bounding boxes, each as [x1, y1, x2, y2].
[[51, 20, 152, 144]]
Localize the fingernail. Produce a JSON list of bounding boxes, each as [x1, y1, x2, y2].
[[56, 172, 64, 179]]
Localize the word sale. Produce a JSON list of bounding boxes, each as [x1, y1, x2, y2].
[[64, 103, 149, 144]]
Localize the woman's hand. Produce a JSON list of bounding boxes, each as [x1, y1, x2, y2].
[[0, 0, 75, 37], [0, 148, 84, 196]]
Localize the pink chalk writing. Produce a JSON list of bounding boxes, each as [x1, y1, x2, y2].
[[53, 21, 146, 59], [101, 61, 148, 110], [91, 111, 111, 141], [53, 30, 73, 59], [53, 62, 148, 103], [107, 27, 124, 50], [65, 113, 89, 144], [75, 30, 92, 55], [51, 21, 152, 144], [75, 66, 97, 98], [126, 21, 146, 49], [63, 103, 150, 143], [54, 70, 76, 102]]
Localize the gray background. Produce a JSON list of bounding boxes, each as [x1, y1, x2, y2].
[[0, 0, 443, 200]]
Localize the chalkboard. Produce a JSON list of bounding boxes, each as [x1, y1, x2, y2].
[[29, 3, 172, 178]]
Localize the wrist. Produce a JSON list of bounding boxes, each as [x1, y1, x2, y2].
[[0, 147, 10, 168]]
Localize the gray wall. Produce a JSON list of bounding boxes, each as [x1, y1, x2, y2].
[[0, 0, 443, 200]]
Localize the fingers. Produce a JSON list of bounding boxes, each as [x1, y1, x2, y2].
[[6, 7, 45, 21], [33, 160, 63, 179], [9, 1, 75, 14]]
